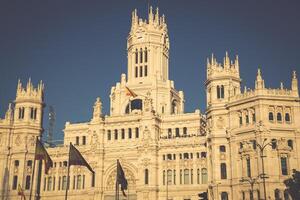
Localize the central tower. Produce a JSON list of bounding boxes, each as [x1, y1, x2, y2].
[[127, 7, 169, 84], [110, 7, 184, 116]]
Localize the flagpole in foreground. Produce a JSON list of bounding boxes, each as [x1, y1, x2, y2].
[[65, 143, 71, 200], [29, 137, 38, 200]]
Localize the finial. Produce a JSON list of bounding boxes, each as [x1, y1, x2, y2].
[[280, 82, 284, 89], [148, 6, 153, 23], [211, 53, 214, 65], [162, 14, 165, 23], [293, 70, 297, 79], [257, 68, 261, 77], [244, 86, 247, 93]]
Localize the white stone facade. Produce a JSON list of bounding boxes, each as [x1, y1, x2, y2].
[[0, 7, 299, 200]]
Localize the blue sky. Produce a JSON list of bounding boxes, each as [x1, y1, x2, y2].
[[0, 0, 299, 141]]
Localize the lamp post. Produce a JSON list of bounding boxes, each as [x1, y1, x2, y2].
[[240, 175, 261, 200], [253, 138, 271, 200]]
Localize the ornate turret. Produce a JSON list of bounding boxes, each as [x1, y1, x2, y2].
[[255, 68, 265, 90], [291, 70, 298, 96], [16, 78, 44, 103]]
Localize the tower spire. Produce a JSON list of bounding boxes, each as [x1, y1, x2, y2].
[[291, 70, 298, 96]]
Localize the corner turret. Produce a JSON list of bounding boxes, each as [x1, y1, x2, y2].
[[291, 70, 299, 96], [255, 68, 265, 90]]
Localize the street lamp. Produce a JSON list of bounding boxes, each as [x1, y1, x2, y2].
[[252, 138, 271, 200], [240, 175, 261, 200]]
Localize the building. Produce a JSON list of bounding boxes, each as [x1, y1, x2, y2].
[[0, 7, 299, 200]]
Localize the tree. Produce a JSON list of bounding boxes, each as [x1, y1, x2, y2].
[[284, 169, 300, 200]]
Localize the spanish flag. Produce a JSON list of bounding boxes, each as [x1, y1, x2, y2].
[[125, 86, 137, 97], [69, 143, 94, 174], [18, 184, 26, 199], [35, 138, 53, 174]]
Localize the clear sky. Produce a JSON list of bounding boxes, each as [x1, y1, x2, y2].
[[0, 0, 299, 142]]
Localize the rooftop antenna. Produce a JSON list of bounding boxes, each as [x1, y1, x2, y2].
[[47, 105, 55, 144]]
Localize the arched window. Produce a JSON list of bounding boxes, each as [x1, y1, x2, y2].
[[139, 66, 143, 77], [245, 115, 249, 124], [281, 157, 288, 175], [171, 100, 178, 114], [183, 127, 187, 136], [144, 65, 148, 76], [239, 115, 243, 126], [274, 189, 280, 200], [269, 112, 274, 121], [217, 86, 220, 99], [184, 169, 189, 184], [271, 139, 277, 149], [121, 129, 125, 139], [287, 140, 293, 149], [252, 113, 256, 122], [12, 176, 18, 190], [220, 145, 226, 152], [201, 152, 207, 158], [277, 113, 282, 122], [220, 163, 227, 179], [221, 192, 228, 200], [246, 157, 251, 177], [135, 127, 139, 138], [128, 128, 132, 139], [145, 169, 149, 185], [76, 136, 79, 145], [167, 170, 172, 185], [114, 129, 118, 140], [168, 128, 172, 138], [135, 66, 138, 77], [285, 113, 291, 122], [175, 128, 180, 137], [221, 85, 225, 98], [131, 99, 143, 110], [135, 49, 138, 64], [201, 168, 208, 184]]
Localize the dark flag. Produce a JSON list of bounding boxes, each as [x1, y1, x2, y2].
[[69, 143, 94, 173], [35, 138, 53, 174], [116, 160, 128, 197]]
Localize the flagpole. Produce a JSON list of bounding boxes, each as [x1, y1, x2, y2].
[[65, 143, 71, 200], [29, 137, 38, 200]]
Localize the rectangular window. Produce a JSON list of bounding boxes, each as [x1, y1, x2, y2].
[[76, 136, 79, 145], [53, 177, 55, 191], [221, 163, 227, 179], [144, 65, 148, 76], [27, 160, 32, 167], [252, 113, 256, 122], [246, 158, 251, 177], [135, 127, 139, 138], [114, 129, 118, 140], [121, 129, 125, 139], [58, 177, 61, 190], [82, 175, 85, 189], [135, 51, 138, 64], [62, 176, 67, 190], [246, 115, 249, 124], [73, 175, 76, 189], [135, 66, 138, 77], [128, 128, 132, 139], [281, 157, 288, 175], [12, 176, 18, 190], [140, 66, 143, 77], [91, 173, 95, 187], [239, 116, 243, 126], [175, 128, 180, 137], [107, 130, 111, 140], [25, 175, 31, 190], [180, 170, 182, 184], [82, 136, 86, 145], [14, 160, 19, 167]]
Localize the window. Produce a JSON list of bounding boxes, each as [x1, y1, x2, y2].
[[277, 113, 282, 122], [167, 154, 172, 160], [63, 161, 68, 167], [25, 175, 31, 190], [168, 128, 172, 138], [183, 127, 187, 136], [275, 189, 280, 200], [47, 177, 52, 191], [163, 155, 165, 160], [220, 163, 227, 179], [163, 170, 165, 185], [77, 175, 82, 189], [217, 86, 220, 99], [128, 128, 132, 139], [271, 139, 277, 149], [131, 99, 142, 110], [252, 140, 257, 150], [246, 157, 251, 177], [201, 152, 207, 158], [281, 157, 288, 175], [76, 136, 79, 145], [82, 175, 85, 189], [30, 107, 34, 119], [173, 154, 176, 160], [220, 145, 226, 152], [179, 153, 182, 159], [58, 177, 61, 190], [135, 49, 138, 64], [221, 85, 225, 98], [144, 48, 148, 62], [18, 107, 25, 119], [252, 113, 256, 122], [139, 66, 143, 77], [121, 129, 125, 139], [167, 170, 172, 185], [140, 48, 143, 63], [288, 140, 293, 149], [14, 160, 19, 167], [217, 85, 225, 99], [285, 113, 291, 122], [82, 136, 86, 145], [201, 168, 208, 184], [246, 115, 249, 124], [53, 177, 55, 191], [239, 116, 242, 126], [62, 176, 67, 190], [190, 153, 193, 159], [180, 169, 182, 184], [191, 169, 193, 184], [175, 128, 180, 137], [107, 130, 111, 140], [183, 153, 189, 159], [145, 169, 149, 185], [12, 176, 18, 190], [171, 100, 177, 114], [144, 65, 148, 76], [114, 129, 118, 140], [184, 169, 189, 184], [221, 192, 228, 200], [173, 170, 176, 185], [27, 160, 32, 167], [269, 112, 274, 121], [197, 169, 200, 184], [135, 66, 138, 77], [135, 127, 139, 138], [91, 173, 95, 187]]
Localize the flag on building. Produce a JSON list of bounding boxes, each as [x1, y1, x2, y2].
[[116, 159, 128, 197], [125, 86, 137, 97], [18, 184, 26, 199], [35, 138, 53, 174], [68, 143, 94, 173]]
